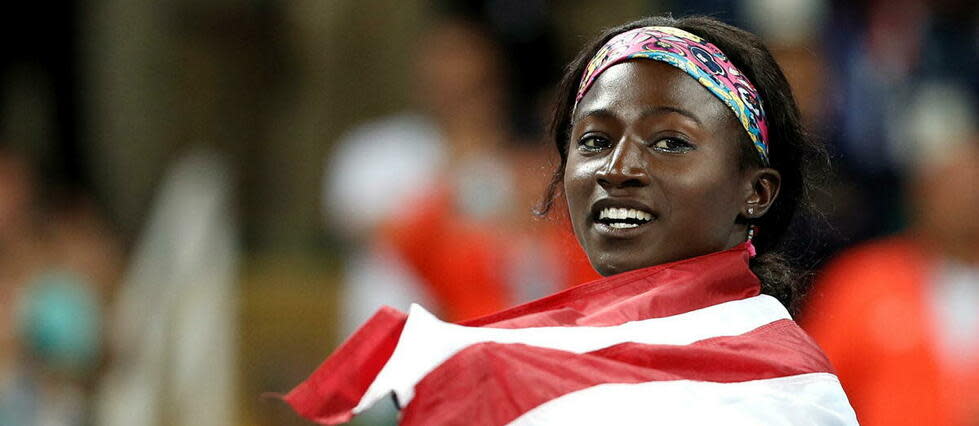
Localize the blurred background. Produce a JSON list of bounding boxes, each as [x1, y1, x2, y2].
[[0, 0, 976, 425]]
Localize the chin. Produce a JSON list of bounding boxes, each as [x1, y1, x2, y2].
[[590, 254, 645, 277], [587, 245, 703, 277], [594, 264, 620, 277]]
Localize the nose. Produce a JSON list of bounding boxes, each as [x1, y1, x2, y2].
[[596, 138, 651, 189]]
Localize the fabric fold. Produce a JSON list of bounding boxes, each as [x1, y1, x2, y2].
[[283, 306, 407, 424], [283, 244, 856, 425]]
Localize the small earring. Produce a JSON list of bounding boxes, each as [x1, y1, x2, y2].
[[747, 225, 757, 241], [747, 207, 755, 216]]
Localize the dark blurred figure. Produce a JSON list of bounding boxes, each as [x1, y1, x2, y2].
[[320, 9, 596, 424], [819, 0, 979, 244], [803, 83, 979, 425], [376, 17, 597, 323], [0, 147, 120, 426], [322, 11, 595, 335]]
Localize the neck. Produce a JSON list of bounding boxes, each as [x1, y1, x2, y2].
[[464, 243, 761, 327]]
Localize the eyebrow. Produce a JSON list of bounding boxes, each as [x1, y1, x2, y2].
[[576, 106, 703, 126]]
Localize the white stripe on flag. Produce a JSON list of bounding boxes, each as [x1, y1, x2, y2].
[[354, 294, 791, 413], [508, 372, 858, 426]]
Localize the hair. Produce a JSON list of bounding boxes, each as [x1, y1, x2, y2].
[[537, 15, 829, 312]]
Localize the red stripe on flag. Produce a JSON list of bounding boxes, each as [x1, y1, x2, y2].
[[283, 306, 407, 425], [401, 319, 830, 426], [462, 244, 758, 328]]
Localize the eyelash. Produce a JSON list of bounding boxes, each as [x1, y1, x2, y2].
[[575, 135, 694, 153], [650, 137, 695, 153], [577, 135, 611, 152]]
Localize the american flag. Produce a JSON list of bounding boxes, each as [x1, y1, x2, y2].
[[285, 244, 857, 425]]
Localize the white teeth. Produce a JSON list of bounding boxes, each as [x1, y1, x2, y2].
[[598, 207, 653, 222], [609, 222, 639, 229]]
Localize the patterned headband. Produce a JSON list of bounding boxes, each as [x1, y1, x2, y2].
[[574, 26, 770, 165]]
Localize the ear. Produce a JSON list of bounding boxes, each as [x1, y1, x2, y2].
[[741, 168, 781, 220]]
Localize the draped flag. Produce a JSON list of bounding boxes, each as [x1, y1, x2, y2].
[[285, 244, 857, 425]]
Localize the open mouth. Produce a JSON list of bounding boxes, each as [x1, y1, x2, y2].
[[595, 207, 654, 229]]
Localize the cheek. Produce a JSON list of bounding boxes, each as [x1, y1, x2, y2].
[[563, 155, 594, 202], [664, 165, 742, 230], [563, 155, 600, 235]]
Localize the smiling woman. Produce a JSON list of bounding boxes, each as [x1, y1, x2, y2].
[[285, 15, 855, 426], [540, 16, 827, 312], [566, 60, 775, 276]]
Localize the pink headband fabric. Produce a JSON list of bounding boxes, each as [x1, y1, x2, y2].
[[574, 26, 771, 165]]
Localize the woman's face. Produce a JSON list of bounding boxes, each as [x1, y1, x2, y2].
[[565, 60, 758, 276]]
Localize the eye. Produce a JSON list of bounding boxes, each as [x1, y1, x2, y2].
[[577, 134, 612, 153], [650, 137, 694, 153]]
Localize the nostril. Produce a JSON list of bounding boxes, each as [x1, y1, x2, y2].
[[620, 177, 645, 188], [596, 176, 618, 190], [597, 174, 647, 189], [595, 139, 652, 187]]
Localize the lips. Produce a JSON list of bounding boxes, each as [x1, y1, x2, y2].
[[590, 199, 657, 232]]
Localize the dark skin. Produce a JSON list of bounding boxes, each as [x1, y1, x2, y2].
[[565, 60, 781, 276]]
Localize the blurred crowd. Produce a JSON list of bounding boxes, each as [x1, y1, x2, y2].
[[0, 0, 977, 425]]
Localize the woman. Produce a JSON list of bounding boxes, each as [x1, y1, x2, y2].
[[285, 15, 856, 425], [539, 16, 824, 312]]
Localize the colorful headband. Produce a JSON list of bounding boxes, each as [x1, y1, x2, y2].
[[574, 26, 770, 165]]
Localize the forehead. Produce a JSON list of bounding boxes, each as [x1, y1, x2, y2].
[[573, 60, 731, 125]]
